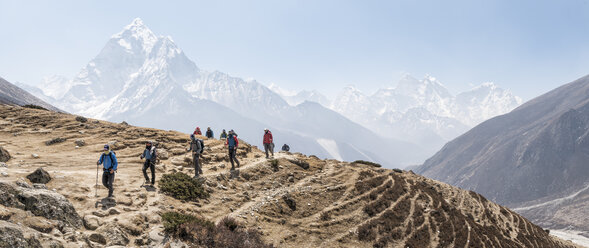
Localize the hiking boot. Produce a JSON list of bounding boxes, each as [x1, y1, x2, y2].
[[144, 180, 150, 185]]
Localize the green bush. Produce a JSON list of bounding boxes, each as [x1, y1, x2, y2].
[[159, 172, 209, 201], [353, 160, 382, 168], [269, 159, 279, 172], [162, 211, 213, 233], [22, 104, 47, 111], [163, 213, 273, 248]]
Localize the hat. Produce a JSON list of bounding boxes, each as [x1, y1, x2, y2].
[[103, 144, 110, 150], [264, 128, 268, 131], [190, 134, 195, 139]]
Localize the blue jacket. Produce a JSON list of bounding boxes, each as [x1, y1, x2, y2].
[[99, 152, 118, 171], [141, 147, 156, 160], [227, 134, 238, 148]]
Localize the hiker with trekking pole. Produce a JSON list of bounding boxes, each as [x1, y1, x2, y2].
[[96, 144, 118, 198]]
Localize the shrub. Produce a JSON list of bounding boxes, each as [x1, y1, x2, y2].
[[163, 213, 273, 248], [159, 172, 209, 201], [45, 137, 66, 146], [22, 104, 47, 111], [320, 211, 330, 221], [162, 212, 212, 233], [75, 116, 88, 123], [353, 160, 382, 168], [269, 159, 279, 172]]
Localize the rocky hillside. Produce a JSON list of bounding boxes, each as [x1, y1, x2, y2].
[[0, 77, 61, 112], [0, 104, 578, 247]]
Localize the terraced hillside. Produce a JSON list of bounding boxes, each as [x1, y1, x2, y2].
[[0, 104, 579, 247]]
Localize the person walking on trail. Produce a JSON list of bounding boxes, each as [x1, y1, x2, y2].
[[282, 144, 290, 152], [193, 127, 202, 136], [140, 141, 157, 185], [187, 134, 204, 178], [97, 144, 118, 198], [220, 129, 227, 140], [263, 128, 274, 158], [206, 127, 214, 139], [225, 130, 240, 170]]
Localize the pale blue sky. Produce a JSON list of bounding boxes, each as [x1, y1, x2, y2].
[[1, 0, 589, 100]]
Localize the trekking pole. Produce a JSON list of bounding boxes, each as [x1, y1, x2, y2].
[[95, 162, 99, 197]]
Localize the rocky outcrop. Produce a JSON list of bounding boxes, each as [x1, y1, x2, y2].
[[0, 181, 82, 228], [26, 168, 51, 184], [0, 220, 42, 248], [0, 146, 10, 162]]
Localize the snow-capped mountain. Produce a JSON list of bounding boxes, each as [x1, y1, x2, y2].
[[30, 18, 422, 167], [269, 85, 331, 107], [330, 74, 522, 153]]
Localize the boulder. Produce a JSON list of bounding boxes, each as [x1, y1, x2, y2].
[[0, 182, 82, 228], [83, 215, 101, 230], [0, 220, 42, 247], [0, 146, 10, 162], [23, 216, 55, 233], [96, 223, 129, 246], [289, 159, 310, 170], [26, 168, 52, 184]]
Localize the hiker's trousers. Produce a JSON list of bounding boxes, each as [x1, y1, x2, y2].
[[264, 143, 274, 158], [228, 147, 239, 168], [193, 153, 201, 177], [142, 159, 155, 184], [102, 170, 115, 196]]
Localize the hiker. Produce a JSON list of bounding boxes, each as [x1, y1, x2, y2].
[[206, 127, 214, 139], [282, 144, 290, 152], [96, 144, 118, 197], [263, 128, 274, 158], [193, 127, 202, 136], [225, 130, 240, 170], [187, 134, 204, 178], [220, 129, 227, 140], [140, 141, 157, 185]]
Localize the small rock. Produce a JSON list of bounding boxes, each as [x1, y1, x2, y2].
[[32, 183, 47, 189], [26, 167, 52, 184], [288, 176, 294, 183], [0, 147, 10, 162], [0, 162, 6, 167], [74, 139, 85, 147], [31, 154, 40, 159], [15, 179, 32, 188], [393, 168, 403, 173], [120, 121, 129, 126], [1, 172, 8, 177], [282, 194, 296, 211], [89, 233, 107, 245], [108, 208, 121, 215]]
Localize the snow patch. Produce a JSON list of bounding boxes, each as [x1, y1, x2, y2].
[[316, 138, 343, 161], [551, 230, 589, 247]]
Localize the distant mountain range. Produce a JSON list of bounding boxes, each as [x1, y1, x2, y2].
[[20, 18, 520, 168], [271, 74, 522, 155], [416, 74, 589, 235], [20, 18, 429, 168]]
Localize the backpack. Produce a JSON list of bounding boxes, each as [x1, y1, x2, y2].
[[198, 139, 205, 153]]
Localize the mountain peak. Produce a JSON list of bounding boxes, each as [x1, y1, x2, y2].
[[111, 18, 158, 52]]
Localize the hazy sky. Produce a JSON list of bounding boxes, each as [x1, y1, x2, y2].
[[1, 0, 589, 100]]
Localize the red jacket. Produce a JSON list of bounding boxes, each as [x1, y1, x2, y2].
[[263, 131, 273, 144], [194, 127, 202, 135]]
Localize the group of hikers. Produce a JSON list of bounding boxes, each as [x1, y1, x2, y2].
[[96, 127, 288, 198]]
